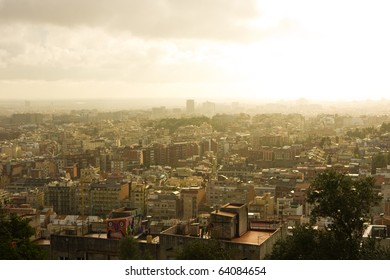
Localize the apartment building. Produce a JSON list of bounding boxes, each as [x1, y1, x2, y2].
[[147, 190, 181, 220], [9, 189, 44, 209], [167, 142, 200, 167], [205, 180, 255, 208], [159, 203, 287, 260], [249, 192, 275, 219], [88, 180, 130, 217], [143, 142, 200, 168], [129, 181, 149, 216], [180, 186, 206, 220], [44, 180, 78, 215]]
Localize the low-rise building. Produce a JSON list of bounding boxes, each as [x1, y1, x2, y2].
[[249, 193, 275, 219], [159, 203, 287, 260], [106, 207, 144, 239]]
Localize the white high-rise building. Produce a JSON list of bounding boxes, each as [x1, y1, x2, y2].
[[186, 99, 195, 115]]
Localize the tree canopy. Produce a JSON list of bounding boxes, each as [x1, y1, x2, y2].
[[268, 169, 385, 260], [176, 239, 233, 260], [266, 225, 349, 260], [0, 213, 46, 260], [119, 236, 152, 260], [346, 126, 376, 139], [307, 169, 380, 242], [153, 116, 211, 133], [371, 153, 390, 174]]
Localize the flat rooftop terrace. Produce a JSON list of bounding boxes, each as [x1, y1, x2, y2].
[[231, 230, 274, 245]]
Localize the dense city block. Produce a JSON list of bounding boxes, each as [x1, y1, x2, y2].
[[1, 100, 390, 259]]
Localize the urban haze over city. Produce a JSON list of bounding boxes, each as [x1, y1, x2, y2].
[[1, 0, 390, 261]]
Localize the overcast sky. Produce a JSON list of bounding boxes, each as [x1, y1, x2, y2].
[[0, 0, 390, 101]]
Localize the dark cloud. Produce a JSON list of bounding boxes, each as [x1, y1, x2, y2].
[[0, 1, 296, 82], [0, 0, 262, 41]]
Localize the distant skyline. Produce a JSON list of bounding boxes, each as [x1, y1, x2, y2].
[[1, 0, 390, 102]]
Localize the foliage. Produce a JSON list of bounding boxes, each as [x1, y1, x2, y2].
[[268, 169, 384, 260], [0, 213, 46, 260], [266, 226, 352, 260], [151, 113, 250, 133], [379, 122, 390, 134], [360, 238, 390, 260], [307, 170, 380, 241], [319, 136, 332, 149], [210, 114, 250, 132], [267, 226, 390, 260], [371, 153, 390, 174], [154, 117, 211, 133], [176, 239, 233, 260], [119, 236, 151, 260], [346, 126, 376, 139]]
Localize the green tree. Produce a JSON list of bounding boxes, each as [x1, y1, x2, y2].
[[320, 136, 331, 149], [307, 169, 381, 259], [380, 122, 390, 133], [266, 226, 348, 260], [210, 114, 237, 132], [371, 153, 389, 174], [119, 236, 151, 260], [0, 213, 46, 260], [154, 117, 211, 133], [268, 169, 384, 260], [346, 126, 376, 139], [267, 225, 390, 260], [176, 239, 233, 260], [307, 169, 380, 240]]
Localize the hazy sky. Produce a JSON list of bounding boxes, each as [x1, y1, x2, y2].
[[0, 0, 390, 101]]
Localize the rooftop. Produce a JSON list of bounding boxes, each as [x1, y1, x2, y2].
[[211, 211, 236, 218], [223, 203, 244, 209], [34, 239, 51, 246], [84, 233, 109, 239], [231, 230, 273, 245]]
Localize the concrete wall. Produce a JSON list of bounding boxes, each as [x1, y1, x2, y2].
[[220, 204, 248, 237], [210, 214, 236, 240], [259, 225, 287, 259], [159, 230, 261, 260], [49, 225, 286, 260], [50, 234, 159, 260], [51, 235, 120, 260]]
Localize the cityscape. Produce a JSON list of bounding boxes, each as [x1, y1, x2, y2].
[[1, 0, 390, 263], [1, 97, 390, 260]]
